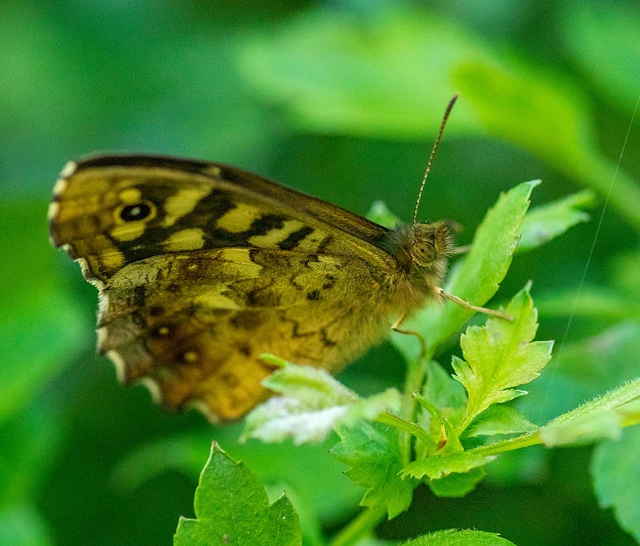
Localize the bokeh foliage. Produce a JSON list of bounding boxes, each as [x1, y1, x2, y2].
[[1, 1, 639, 545]]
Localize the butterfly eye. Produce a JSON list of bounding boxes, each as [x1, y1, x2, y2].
[[413, 241, 436, 265], [119, 202, 154, 222]]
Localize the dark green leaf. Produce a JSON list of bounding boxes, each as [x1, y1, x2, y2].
[[174, 442, 302, 546], [427, 467, 486, 498], [331, 422, 413, 519], [592, 426, 640, 542], [400, 452, 495, 481], [421, 361, 467, 420]]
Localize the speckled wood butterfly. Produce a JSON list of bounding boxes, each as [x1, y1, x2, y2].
[[49, 97, 505, 422]]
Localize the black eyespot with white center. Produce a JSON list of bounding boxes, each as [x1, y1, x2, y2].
[[120, 202, 152, 222]]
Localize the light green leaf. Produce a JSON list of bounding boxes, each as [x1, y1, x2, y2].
[[400, 452, 495, 481], [239, 6, 640, 230], [562, 2, 640, 113], [540, 378, 640, 447], [0, 203, 87, 423], [0, 504, 53, 546], [612, 251, 640, 299], [174, 442, 301, 546], [592, 426, 640, 542], [394, 181, 538, 361], [0, 294, 86, 423], [535, 287, 637, 321], [0, 406, 63, 509], [427, 467, 486, 498], [516, 190, 594, 253], [242, 363, 400, 444], [404, 529, 516, 545], [366, 200, 402, 229], [261, 356, 358, 403], [464, 406, 538, 439], [453, 285, 553, 430], [331, 422, 413, 519]]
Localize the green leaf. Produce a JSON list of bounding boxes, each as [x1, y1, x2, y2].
[[404, 529, 516, 545], [413, 362, 467, 456], [592, 426, 640, 542], [0, 504, 53, 546], [562, 2, 640, 113], [174, 442, 302, 546], [239, 6, 640, 230], [0, 405, 63, 508], [242, 362, 400, 444], [519, 322, 640, 425], [453, 285, 553, 430], [612, 252, 640, 297], [0, 203, 87, 423], [260, 355, 357, 402], [331, 421, 413, 519], [400, 452, 495, 481], [394, 181, 538, 361], [114, 430, 359, 539], [427, 467, 486, 498], [464, 406, 538, 439], [366, 200, 402, 229], [0, 294, 86, 423], [539, 378, 640, 447], [421, 361, 467, 421], [516, 190, 594, 253], [535, 287, 637, 321]]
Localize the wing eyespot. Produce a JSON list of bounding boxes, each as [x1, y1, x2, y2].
[[118, 201, 154, 222]]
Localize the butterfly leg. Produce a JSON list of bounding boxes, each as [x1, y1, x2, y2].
[[437, 289, 513, 321], [451, 244, 471, 255], [391, 313, 427, 358]]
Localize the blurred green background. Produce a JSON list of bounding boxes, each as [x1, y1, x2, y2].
[[2, 0, 640, 544]]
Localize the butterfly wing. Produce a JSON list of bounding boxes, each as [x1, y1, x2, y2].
[[49, 155, 404, 421]]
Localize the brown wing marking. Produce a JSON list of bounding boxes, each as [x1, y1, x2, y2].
[[97, 249, 399, 421]]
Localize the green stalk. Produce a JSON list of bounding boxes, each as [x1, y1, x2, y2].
[[468, 432, 541, 456], [376, 412, 437, 452], [329, 505, 387, 546]]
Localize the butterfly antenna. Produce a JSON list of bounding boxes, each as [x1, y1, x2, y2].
[[413, 93, 459, 225]]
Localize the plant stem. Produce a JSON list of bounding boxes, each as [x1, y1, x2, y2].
[[328, 505, 387, 546], [376, 412, 437, 452], [399, 352, 433, 464], [468, 431, 541, 456]]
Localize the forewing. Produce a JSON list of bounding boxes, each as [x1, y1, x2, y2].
[[49, 154, 395, 286]]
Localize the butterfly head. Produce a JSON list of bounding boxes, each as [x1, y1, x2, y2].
[[408, 221, 453, 267], [388, 221, 454, 287]]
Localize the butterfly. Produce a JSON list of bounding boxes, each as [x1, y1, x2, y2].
[[48, 97, 506, 422]]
